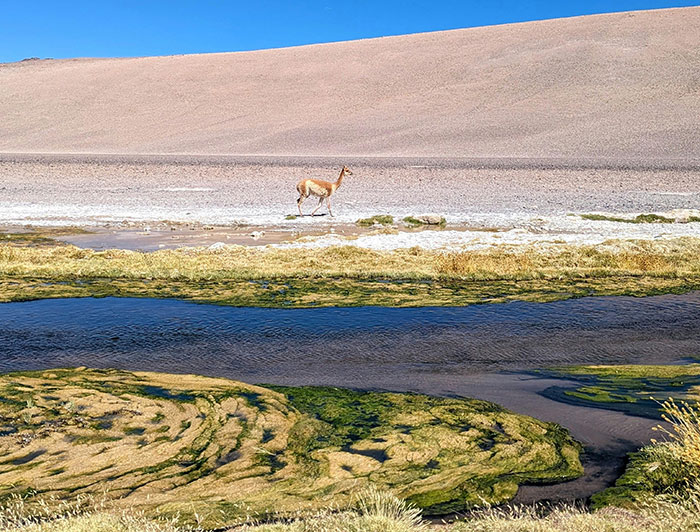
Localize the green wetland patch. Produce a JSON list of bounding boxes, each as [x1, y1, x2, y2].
[[0, 368, 582, 528], [541, 364, 700, 419], [2, 237, 700, 307]]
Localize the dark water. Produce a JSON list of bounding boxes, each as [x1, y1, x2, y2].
[[1, 294, 698, 380], [1, 293, 699, 502]]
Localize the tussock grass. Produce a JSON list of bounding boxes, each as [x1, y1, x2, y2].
[[235, 489, 425, 532], [2, 238, 700, 282], [658, 398, 700, 469], [356, 215, 394, 227], [449, 498, 700, 531], [436, 239, 700, 279]]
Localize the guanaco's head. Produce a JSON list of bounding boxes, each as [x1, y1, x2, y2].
[[343, 165, 353, 175]]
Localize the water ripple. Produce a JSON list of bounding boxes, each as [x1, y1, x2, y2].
[[0, 294, 698, 381]]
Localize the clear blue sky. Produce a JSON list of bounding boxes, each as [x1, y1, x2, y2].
[[1, 1, 697, 63]]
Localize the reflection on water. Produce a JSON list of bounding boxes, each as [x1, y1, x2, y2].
[[1, 294, 698, 381]]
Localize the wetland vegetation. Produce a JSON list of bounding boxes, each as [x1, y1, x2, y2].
[[355, 214, 395, 226], [3, 393, 700, 531], [1, 235, 700, 307], [541, 364, 700, 419], [0, 368, 582, 528]]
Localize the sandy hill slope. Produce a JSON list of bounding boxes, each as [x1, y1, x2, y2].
[[1, 7, 698, 159]]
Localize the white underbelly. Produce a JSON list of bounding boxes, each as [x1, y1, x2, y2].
[[307, 182, 329, 196]]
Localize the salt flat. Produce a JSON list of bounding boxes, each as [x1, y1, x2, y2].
[[1, 8, 699, 247], [1, 154, 699, 250]]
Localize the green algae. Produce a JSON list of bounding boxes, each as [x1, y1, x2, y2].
[[2, 275, 699, 309], [0, 368, 582, 527], [541, 364, 700, 419], [356, 215, 394, 226]]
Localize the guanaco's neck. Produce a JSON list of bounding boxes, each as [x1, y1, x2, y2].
[[335, 167, 346, 188]]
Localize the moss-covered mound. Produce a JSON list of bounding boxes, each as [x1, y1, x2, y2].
[[0, 369, 582, 528], [356, 214, 394, 226], [541, 364, 700, 419]]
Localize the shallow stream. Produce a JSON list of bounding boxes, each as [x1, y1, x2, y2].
[[1, 293, 699, 502]]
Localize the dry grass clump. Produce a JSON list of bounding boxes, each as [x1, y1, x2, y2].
[[0, 495, 190, 532], [437, 238, 700, 279], [450, 498, 700, 532], [1, 238, 700, 283], [2, 511, 187, 532], [3, 487, 700, 532], [235, 489, 426, 532], [656, 398, 700, 469], [0, 243, 435, 281]]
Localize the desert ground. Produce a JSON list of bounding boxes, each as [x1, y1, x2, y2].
[[1, 8, 698, 159]]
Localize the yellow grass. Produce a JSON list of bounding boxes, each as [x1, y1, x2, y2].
[[5, 490, 700, 532], [1, 238, 700, 282], [656, 398, 700, 470]]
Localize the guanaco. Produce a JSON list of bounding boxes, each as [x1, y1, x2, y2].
[[296, 166, 352, 217]]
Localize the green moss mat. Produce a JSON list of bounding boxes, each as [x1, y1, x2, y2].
[[2, 275, 699, 308], [356, 215, 394, 226], [540, 364, 700, 419], [0, 368, 582, 528]]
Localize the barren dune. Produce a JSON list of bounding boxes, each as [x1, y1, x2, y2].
[[1, 7, 699, 159]]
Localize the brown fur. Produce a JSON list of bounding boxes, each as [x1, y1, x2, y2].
[[296, 166, 352, 217]]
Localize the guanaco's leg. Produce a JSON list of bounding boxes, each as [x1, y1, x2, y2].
[[326, 197, 333, 217], [297, 194, 306, 216], [311, 196, 324, 215]]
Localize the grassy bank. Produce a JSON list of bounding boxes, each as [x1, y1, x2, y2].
[[0, 368, 581, 528], [539, 365, 700, 509], [4, 388, 700, 531], [2, 237, 700, 307], [4, 485, 700, 532]]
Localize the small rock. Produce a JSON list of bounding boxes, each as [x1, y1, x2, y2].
[[208, 242, 228, 251], [203, 225, 214, 230], [416, 214, 445, 225], [250, 231, 265, 240]]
